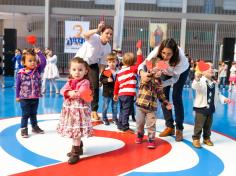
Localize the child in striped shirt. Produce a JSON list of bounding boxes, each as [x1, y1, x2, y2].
[[113, 49, 143, 131]]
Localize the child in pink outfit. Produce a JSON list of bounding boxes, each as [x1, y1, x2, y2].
[[57, 57, 93, 165]]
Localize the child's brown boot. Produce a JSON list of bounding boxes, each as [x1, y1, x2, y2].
[[67, 141, 83, 157], [68, 146, 80, 164]]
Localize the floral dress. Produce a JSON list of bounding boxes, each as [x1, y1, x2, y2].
[[57, 79, 93, 138]]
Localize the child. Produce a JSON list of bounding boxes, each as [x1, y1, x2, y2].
[[57, 57, 93, 164], [192, 61, 231, 148], [0, 56, 5, 88], [136, 58, 172, 148], [218, 61, 227, 90], [113, 49, 143, 132], [12, 48, 23, 86], [112, 48, 123, 69], [100, 53, 118, 125], [113, 48, 136, 122], [16, 48, 46, 138], [42, 48, 60, 94], [228, 62, 236, 91]]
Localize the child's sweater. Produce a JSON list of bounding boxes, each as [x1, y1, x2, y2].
[[100, 68, 116, 97], [114, 54, 143, 96], [16, 52, 46, 99], [136, 78, 168, 111], [192, 76, 227, 112]]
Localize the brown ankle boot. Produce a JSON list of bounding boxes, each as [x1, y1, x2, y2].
[[67, 141, 83, 157], [192, 139, 202, 148], [91, 111, 100, 120], [68, 146, 80, 164], [175, 130, 183, 142], [159, 127, 175, 137]]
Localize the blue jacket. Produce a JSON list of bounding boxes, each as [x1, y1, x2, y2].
[[12, 55, 23, 69]]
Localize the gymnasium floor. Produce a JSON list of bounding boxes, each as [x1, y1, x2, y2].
[[1, 77, 236, 176]]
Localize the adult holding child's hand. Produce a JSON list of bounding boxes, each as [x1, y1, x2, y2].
[[139, 38, 189, 141]]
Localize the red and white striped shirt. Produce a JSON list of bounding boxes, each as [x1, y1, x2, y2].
[[114, 54, 143, 96]]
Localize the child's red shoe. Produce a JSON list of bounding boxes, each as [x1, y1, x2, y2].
[[135, 137, 143, 144], [147, 140, 156, 149]]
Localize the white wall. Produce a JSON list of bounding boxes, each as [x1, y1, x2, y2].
[[3, 14, 44, 37]]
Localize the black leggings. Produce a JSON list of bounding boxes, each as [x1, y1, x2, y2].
[[88, 64, 99, 111]]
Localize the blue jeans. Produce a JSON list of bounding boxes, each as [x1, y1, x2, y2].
[[118, 96, 134, 130], [20, 99, 39, 128], [102, 96, 118, 121], [161, 68, 189, 131], [219, 77, 226, 89]]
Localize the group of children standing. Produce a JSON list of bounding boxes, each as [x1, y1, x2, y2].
[[14, 45, 233, 165], [0, 47, 60, 91], [11, 23, 234, 165]]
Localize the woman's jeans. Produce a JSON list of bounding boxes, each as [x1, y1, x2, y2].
[[161, 68, 189, 131]]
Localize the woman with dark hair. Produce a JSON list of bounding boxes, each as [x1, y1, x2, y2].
[[139, 38, 189, 141], [75, 21, 113, 120]]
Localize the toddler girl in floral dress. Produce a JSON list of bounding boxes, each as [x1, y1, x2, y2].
[[57, 57, 93, 164]]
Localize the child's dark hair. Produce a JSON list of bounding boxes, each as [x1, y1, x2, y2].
[[69, 57, 93, 92], [21, 49, 36, 66], [106, 53, 117, 62], [69, 57, 89, 78], [15, 48, 22, 54], [44, 48, 50, 55]]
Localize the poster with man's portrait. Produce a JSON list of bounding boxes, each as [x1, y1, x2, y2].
[[64, 21, 90, 53]]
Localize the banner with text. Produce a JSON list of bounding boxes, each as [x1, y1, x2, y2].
[[64, 21, 90, 53]]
